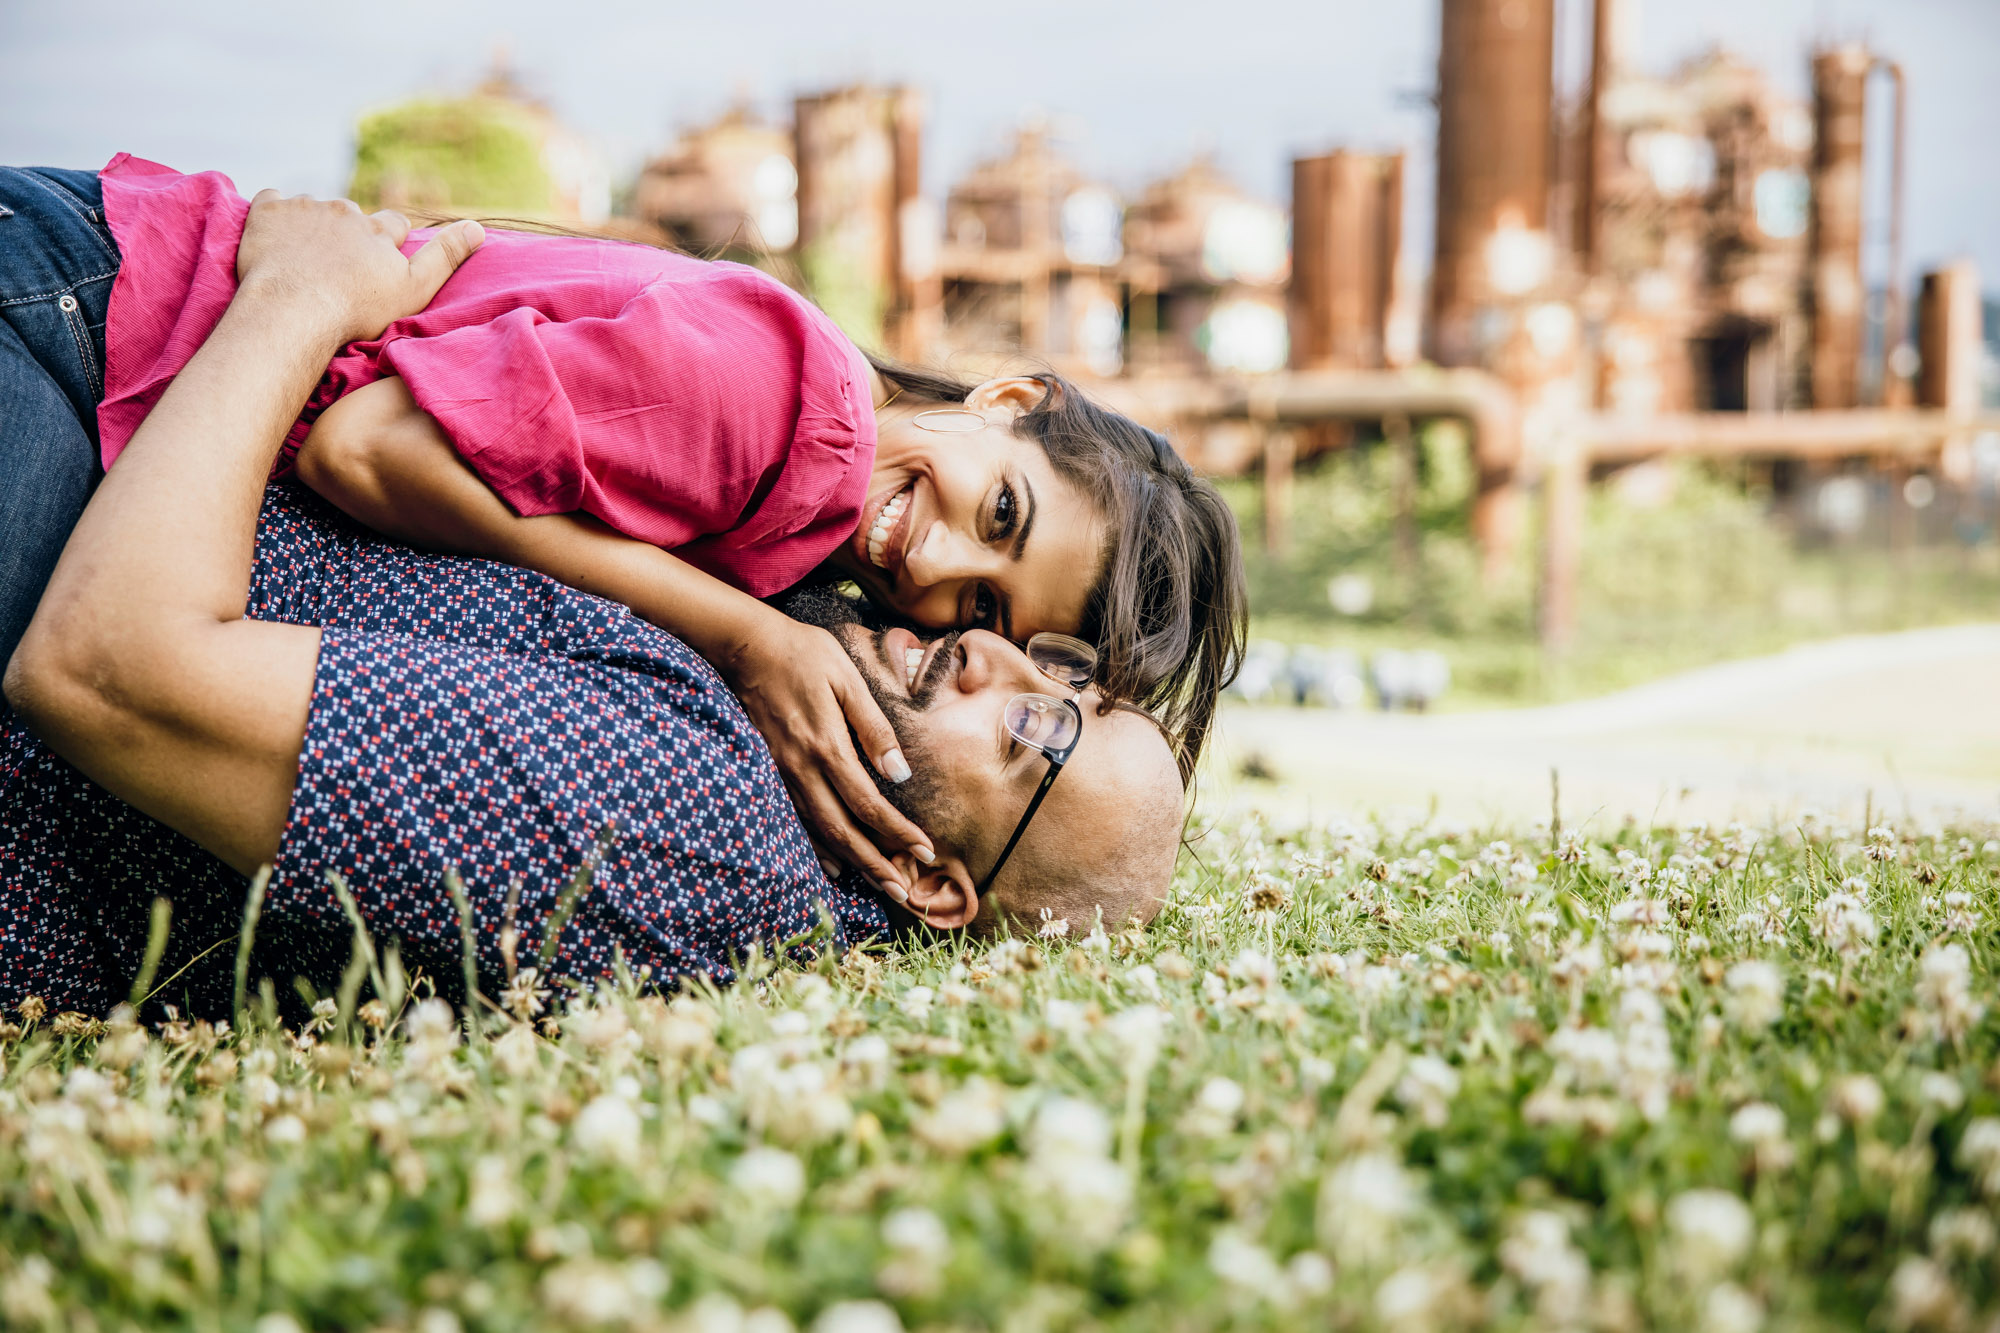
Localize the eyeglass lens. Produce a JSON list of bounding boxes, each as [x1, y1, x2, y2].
[[1003, 694, 1080, 753], [1026, 632, 1096, 690]]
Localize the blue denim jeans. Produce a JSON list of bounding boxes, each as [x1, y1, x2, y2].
[[0, 166, 119, 669]]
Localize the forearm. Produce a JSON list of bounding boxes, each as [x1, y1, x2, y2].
[[5, 280, 333, 870], [296, 391, 782, 674]]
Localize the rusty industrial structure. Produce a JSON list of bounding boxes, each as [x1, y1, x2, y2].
[[600, 4, 1991, 651]]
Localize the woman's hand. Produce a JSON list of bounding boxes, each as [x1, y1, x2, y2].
[[234, 191, 484, 352], [723, 613, 934, 898]]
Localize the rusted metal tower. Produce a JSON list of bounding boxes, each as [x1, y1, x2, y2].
[[793, 86, 931, 354], [1917, 261, 1982, 414], [1807, 45, 1869, 409], [1290, 150, 1406, 371], [1429, 0, 1557, 367]]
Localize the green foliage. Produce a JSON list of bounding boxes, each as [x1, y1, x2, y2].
[[797, 237, 887, 349], [3, 813, 1997, 1331], [1228, 438, 2000, 707], [349, 96, 553, 216]]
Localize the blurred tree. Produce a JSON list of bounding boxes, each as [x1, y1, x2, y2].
[[348, 96, 553, 216]]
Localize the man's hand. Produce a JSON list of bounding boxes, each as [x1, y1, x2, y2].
[[234, 192, 484, 354], [723, 612, 934, 899]]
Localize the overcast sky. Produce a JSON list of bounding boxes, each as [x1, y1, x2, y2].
[[3, 0, 1994, 281]]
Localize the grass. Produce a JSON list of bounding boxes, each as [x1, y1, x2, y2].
[[3, 809, 1999, 1331], [1222, 432, 2000, 709]]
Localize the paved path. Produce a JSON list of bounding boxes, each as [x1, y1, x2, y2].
[[1209, 624, 2000, 830]]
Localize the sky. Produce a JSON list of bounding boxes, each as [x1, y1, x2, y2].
[[3, 0, 1995, 282]]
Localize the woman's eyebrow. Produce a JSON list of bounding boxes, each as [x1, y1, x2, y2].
[[1009, 474, 1038, 564]]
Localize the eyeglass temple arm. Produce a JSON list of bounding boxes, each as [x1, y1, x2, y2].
[[974, 759, 1064, 898]]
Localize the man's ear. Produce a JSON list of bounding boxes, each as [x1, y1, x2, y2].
[[888, 850, 981, 930], [965, 376, 1049, 420]]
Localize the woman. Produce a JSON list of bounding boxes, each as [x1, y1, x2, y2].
[[1, 158, 1244, 885]]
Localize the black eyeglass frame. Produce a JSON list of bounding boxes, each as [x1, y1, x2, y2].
[[974, 692, 1085, 898]]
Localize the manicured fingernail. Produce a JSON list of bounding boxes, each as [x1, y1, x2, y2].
[[881, 749, 912, 784], [873, 879, 909, 905], [911, 845, 935, 865]]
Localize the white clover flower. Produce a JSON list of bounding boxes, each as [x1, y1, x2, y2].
[[1548, 1025, 1622, 1091], [1918, 1072, 1964, 1113], [1915, 943, 1986, 1042], [1033, 1096, 1114, 1163], [1884, 1255, 1959, 1331], [912, 1080, 1006, 1157], [1208, 1227, 1284, 1291], [1317, 1151, 1416, 1266], [1929, 1207, 1996, 1260], [567, 1002, 634, 1054], [1500, 1211, 1591, 1323], [1666, 1188, 1754, 1279], [1284, 1250, 1335, 1301], [1394, 1055, 1461, 1129], [406, 998, 457, 1042], [1729, 1103, 1787, 1146], [264, 1115, 307, 1146], [1108, 1005, 1168, 1068], [1704, 1282, 1765, 1333], [572, 1094, 643, 1166], [810, 1301, 903, 1333], [899, 986, 935, 1021], [838, 1035, 893, 1092], [730, 1147, 807, 1210], [254, 1317, 306, 1333], [539, 1257, 667, 1327], [1187, 1077, 1246, 1137], [1725, 961, 1785, 1029], [1122, 964, 1161, 1000], [466, 1154, 519, 1227], [1373, 1266, 1446, 1329], [881, 1207, 949, 1257], [1829, 1074, 1885, 1126], [1037, 908, 1070, 939], [1228, 948, 1280, 991], [1811, 893, 1878, 956], [1954, 1118, 2000, 1195]]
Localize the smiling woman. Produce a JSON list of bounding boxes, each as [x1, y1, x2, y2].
[[853, 356, 1248, 781]]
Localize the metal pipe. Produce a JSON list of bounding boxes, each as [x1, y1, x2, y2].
[[1872, 58, 1910, 407]]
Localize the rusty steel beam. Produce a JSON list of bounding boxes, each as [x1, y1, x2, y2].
[[1578, 409, 2000, 464]]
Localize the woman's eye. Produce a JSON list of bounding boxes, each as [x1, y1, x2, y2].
[[972, 585, 998, 628], [991, 483, 1018, 542]]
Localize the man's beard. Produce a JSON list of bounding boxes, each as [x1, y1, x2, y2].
[[774, 586, 958, 831]]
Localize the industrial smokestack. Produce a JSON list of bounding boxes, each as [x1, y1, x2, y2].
[[1807, 45, 1869, 409], [1429, 0, 1557, 367]]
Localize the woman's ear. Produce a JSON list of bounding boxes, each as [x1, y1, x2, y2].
[[965, 376, 1049, 419], [891, 851, 981, 930]]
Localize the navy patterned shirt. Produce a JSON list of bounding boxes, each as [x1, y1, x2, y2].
[[0, 485, 888, 1016]]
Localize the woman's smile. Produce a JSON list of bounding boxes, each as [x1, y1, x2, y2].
[[860, 479, 916, 580]]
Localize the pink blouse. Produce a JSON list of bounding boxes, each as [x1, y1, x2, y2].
[[96, 154, 877, 598]]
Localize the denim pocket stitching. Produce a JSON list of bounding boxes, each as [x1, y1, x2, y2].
[[60, 295, 104, 401], [18, 171, 118, 266], [0, 273, 120, 310]]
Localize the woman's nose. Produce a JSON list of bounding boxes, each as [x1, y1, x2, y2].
[[903, 520, 996, 589]]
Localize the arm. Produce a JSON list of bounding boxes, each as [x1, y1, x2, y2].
[[296, 378, 933, 889], [2, 196, 484, 875]]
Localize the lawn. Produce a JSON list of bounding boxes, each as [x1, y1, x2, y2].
[[1223, 434, 2000, 709], [3, 810, 1997, 1331]]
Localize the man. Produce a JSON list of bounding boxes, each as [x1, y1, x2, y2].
[[1, 194, 1184, 1016]]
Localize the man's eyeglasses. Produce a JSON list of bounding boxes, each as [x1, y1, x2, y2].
[[975, 632, 1097, 898]]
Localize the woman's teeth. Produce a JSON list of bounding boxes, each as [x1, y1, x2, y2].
[[905, 647, 923, 691], [867, 487, 911, 570]]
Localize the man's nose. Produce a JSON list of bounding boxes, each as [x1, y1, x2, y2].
[[953, 629, 1046, 696]]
